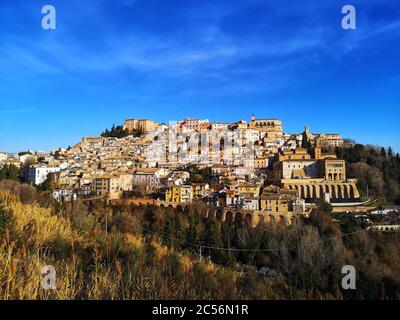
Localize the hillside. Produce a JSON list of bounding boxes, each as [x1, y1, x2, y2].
[[335, 144, 400, 204], [0, 187, 276, 299], [1, 184, 400, 300]]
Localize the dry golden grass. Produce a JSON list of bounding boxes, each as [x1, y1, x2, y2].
[[0, 189, 238, 300]]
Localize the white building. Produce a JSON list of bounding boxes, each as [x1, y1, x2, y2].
[[28, 166, 60, 185], [278, 160, 320, 179], [53, 189, 77, 202], [210, 122, 229, 131], [0, 152, 8, 161], [132, 168, 168, 188], [242, 197, 259, 210], [19, 154, 34, 165]]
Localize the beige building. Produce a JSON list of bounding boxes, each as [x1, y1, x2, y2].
[[132, 168, 168, 189], [178, 118, 209, 132], [231, 120, 248, 130], [323, 159, 346, 181], [123, 119, 159, 133], [261, 194, 293, 213], [93, 175, 119, 197], [278, 147, 311, 161], [93, 173, 134, 199], [165, 185, 193, 203], [192, 183, 209, 198], [82, 137, 105, 145], [237, 182, 261, 197], [260, 186, 305, 214], [316, 134, 343, 148], [251, 157, 268, 169], [274, 147, 360, 201], [304, 126, 343, 148], [250, 116, 283, 139]]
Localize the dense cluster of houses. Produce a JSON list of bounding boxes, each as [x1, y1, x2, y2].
[[1, 116, 350, 218]]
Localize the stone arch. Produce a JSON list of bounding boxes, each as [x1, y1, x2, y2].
[[333, 173, 338, 181], [349, 185, 355, 198], [245, 213, 253, 226], [183, 205, 191, 215], [300, 185, 305, 198], [344, 184, 350, 198], [303, 185, 308, 198], [337, 185, 343, 198], [330, 185, 337, 199], [309, 185, 315, 199], [191, 206, 200, 216], [226, 211, 234, 222], [209, 208, 216, 218], [258, 214, 266, 226], [324, 185, 330, 194], [306, 185, 311, 198], [201, 208, 209, 219], [269, 215, 275, 224], [279, 215, 286, 224], [216, 209, 224, 221], [318, 185, 323, 198], [235, 213, 243, 225], [176, 205, 183, 212], [293, 185, 301, 197]]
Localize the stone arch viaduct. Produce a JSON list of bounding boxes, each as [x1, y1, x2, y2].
[[120, 198, 304, 227], [284, 181, 359, 200]]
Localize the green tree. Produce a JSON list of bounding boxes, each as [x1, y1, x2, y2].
[[7, 164, 19, 181], [38, 175, 52, 191], [100, 124, 132, 138], [0, 166, 6, 180], [202, 218, 224, 264], [0, 164, 19, 181], [18, 150, 32, 157]]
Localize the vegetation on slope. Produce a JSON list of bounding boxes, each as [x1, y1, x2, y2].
[[100, 125, 142, 139], [335, 144, 400, 204], [0, 181, 399, 300]]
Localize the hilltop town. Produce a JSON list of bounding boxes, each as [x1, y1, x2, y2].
[[1, 115, 400, 301], [1, 115, 370, 224]]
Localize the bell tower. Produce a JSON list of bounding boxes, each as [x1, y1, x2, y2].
[[305, 126, 310, 142], [314, 140, 322, 160]]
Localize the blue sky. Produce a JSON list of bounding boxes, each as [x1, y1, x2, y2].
[[0, 0, 399, 153]]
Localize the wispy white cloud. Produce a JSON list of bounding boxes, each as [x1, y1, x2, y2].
[[0, 107, 37, 114], [0, 0, 398, 97]]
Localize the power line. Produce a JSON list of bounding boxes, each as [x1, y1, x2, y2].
[[109, 214, 369, 253]]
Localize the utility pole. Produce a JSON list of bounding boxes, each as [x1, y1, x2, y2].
[[105, 209, 108, 236], [199, 246, 202, 263]]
